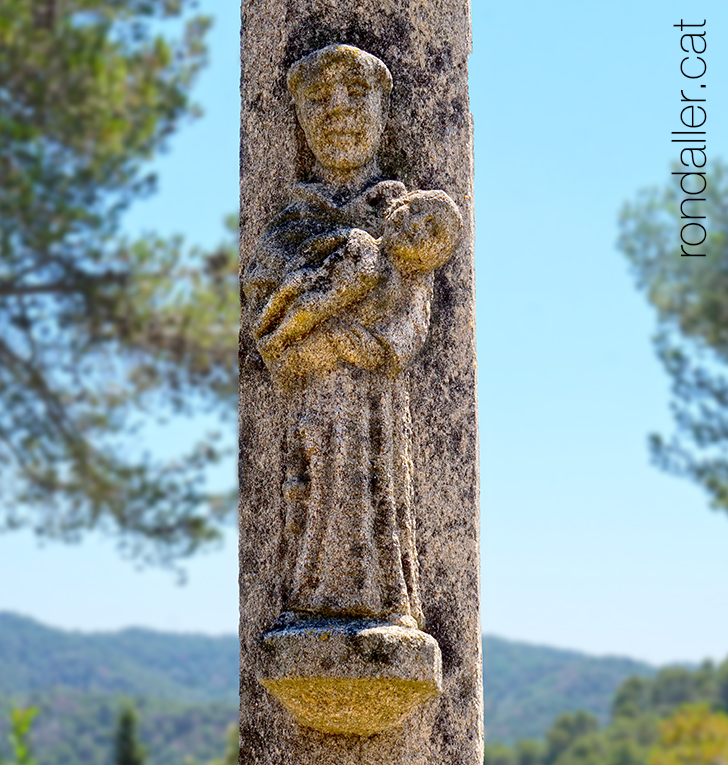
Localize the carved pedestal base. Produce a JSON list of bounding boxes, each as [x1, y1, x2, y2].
[[258, 619, 442, 737]]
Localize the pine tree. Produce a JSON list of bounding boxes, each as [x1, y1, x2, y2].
[[0, 0, 238, 565], [619, 161, 728, 518]]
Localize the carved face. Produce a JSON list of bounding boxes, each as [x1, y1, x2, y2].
[[293, 62, 385, 173], [382, 191, 463, 273]]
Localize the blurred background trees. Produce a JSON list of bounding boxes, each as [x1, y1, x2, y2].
[[619, 160, 728, 518], [205, 725, 238, 765], [485, 657, 728, 765], [2, 0, 727, 762], [0, 0, 238, 565], [114, 706, 146, 765], [650, 705, 728, 765], [0, 708, 37, 765]]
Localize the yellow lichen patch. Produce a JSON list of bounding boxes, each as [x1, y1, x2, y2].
[[260, 676, 440, 736]]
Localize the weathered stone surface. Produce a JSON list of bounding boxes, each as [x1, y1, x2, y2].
[[259, 620, 442, 736], [239, 2, 480, 764]]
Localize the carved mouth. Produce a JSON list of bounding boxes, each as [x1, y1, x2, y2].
[[325, 129, 363, 143]]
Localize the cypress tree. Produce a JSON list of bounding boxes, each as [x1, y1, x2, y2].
[[113, 706, 145, 765]]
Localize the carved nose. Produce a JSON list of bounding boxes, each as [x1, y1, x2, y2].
[[328, 83, 350, 112]]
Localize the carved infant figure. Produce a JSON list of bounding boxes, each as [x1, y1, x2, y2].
[[253, 189, 462, 370]]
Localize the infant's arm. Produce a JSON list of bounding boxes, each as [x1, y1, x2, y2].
[[258, 229, 382, 358], [252, 230, 350, 340], [252, 268, 317, 340]]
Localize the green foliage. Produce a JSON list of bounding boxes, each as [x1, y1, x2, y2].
[[205, 724, 238, 765], [612, 678, 650, 721], [114, 705, 145, 765], [486, 708, 653, 765], [0, 613, 239, 703], [484, 741, 546, 765], [516, 740, 546, 765], [649, 668, 699, 715], [618, 159, 728, 516], [0, 692, 236, 765], [485, 742, 518, 765], [715, 659, 728, 713], [483, 635, 654, 743], [0, 0, 238, 565], [0, 614, 240, 765], [544, 713, 600, 765], [0, 707, 37, 765], [0, 613, 669, 765], [649, 704, 728, 765], [486, 656, 728, 765], [613, 663, 723, 722], [0, 614, 657, 751]]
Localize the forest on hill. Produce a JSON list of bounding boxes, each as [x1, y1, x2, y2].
[[486, 657, 728, 765], [482, 636, 654, 742], [0, 612, 238, 704], [0, 612, 658, 764], [3, 612, 728, 765]]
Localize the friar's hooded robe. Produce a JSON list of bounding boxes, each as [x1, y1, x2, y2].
[[243, 177, 433, 628]]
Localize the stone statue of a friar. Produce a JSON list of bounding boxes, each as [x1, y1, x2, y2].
[[243, 44, 463, 736]]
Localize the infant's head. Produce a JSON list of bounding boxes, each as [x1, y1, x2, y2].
[[381, 190, 462, 273]]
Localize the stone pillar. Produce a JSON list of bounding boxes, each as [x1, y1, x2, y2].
[[239, 3, 481, 763]]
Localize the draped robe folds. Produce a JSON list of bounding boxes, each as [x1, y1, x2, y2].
[[243, 178, 434, 629]]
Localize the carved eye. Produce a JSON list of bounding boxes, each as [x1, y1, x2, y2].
[[306, 87, 331, 103], [348, 80, 371, 98]]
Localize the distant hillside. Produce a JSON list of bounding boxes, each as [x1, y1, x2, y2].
[[482, 635, 655, 742], [0, 612, 238, 704], [0, 612, 656, 758]]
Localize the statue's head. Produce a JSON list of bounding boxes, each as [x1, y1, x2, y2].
[[382, 190, 463, 274], [288, 45, 392, 176]]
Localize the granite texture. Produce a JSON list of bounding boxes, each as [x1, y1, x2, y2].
[[239, 3, 481, 763], [259, 620, 442, 735]]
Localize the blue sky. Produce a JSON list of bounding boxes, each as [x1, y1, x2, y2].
[[1, 0, 726, 665]]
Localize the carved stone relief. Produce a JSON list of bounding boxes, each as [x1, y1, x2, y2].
[[242, 44, 462, 736]]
